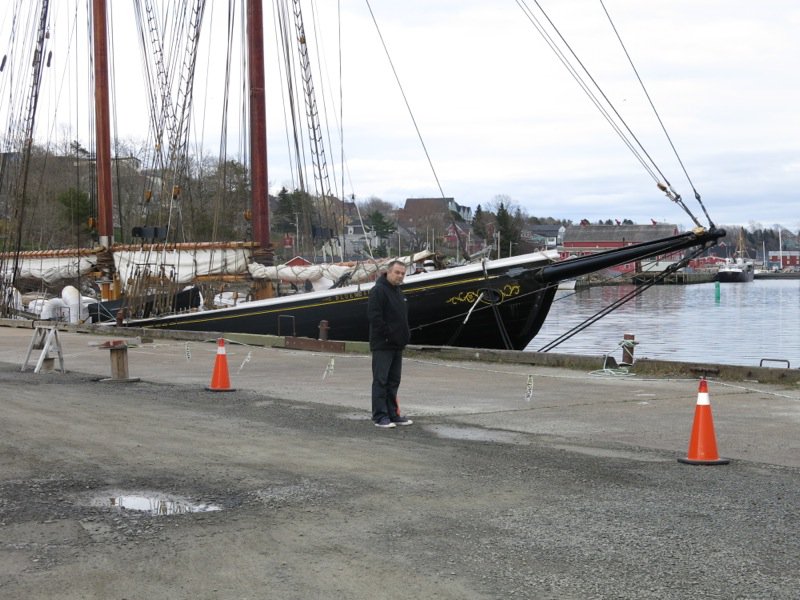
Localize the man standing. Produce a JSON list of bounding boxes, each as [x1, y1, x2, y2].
[[367, 260, 413, 428]]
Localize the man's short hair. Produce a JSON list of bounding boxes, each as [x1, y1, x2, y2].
[[386, 260, 406, 271]]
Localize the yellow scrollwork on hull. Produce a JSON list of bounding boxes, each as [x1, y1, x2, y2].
[[445, 283, 521, 305]]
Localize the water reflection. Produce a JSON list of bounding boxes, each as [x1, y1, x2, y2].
[[93, 492, 221, 515], [530, 279, 800, 367]]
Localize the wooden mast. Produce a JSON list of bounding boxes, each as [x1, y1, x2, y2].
[[92, 0, 117, 299], [90, 1, 270, 301], [247, 2, 272, 252], [247, 0, 273, 297]]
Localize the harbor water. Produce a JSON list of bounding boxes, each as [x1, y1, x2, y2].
[[528, 279, 800, 368]]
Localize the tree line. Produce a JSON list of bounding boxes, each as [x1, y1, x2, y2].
[[2, 143, 796, 259], [1, 140, 253, 251]]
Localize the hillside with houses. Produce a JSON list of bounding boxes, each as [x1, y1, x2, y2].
[[3, 146, 797, 274]]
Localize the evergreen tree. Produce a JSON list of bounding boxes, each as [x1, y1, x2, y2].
[[58, 188, 93, 235], [472, 204, 488, 240], [367, 210, 396, 241], [273, 187, 295, 233], [495, 202, 521, 257]]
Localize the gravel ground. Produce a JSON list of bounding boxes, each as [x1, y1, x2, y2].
[[1, 360, 799, 599]]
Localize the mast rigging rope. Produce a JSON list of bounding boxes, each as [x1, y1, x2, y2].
[[515, 0, 712, 229], [537, 244, 709, 353], [598, 0, 715, 229], [363, 0, 445, 200]]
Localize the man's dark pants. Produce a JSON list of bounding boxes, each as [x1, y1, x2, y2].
[[371, 349, 403, 422]]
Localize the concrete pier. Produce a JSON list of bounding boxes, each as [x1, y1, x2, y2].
[[1, 324, 798, 598]]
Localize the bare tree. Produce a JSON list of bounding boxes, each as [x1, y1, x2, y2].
[[357, 196, 397, 218]]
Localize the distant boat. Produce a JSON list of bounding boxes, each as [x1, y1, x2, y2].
[[717, 228, 754, 283], [717, 258, 755, 283]]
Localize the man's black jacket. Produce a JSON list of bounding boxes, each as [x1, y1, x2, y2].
[[367, 274, 410, 351]]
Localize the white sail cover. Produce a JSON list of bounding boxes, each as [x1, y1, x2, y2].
[[114, 248, 250, 288], [247, 262, 380, 288], [247, 251, 434, 290], [3, 248, 434, 292], [1, 256, 97, 284]]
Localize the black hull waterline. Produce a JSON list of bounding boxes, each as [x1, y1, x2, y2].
[[88, 287, 202, 322], [716, 272, 754, 283], [123, 228, 725, 350]]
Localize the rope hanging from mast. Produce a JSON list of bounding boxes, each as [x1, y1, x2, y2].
[[5, 0, 51, 300], [291, 0, 339, 256], [274, 0, 307, 194], [271, 0, 343, 260], [363, 0, 471, 261], [132, 0, 206, 245]]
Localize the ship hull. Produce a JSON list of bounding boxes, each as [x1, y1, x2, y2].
[[120, 227, 726, 350], [716, 270, 754, 283], [716, 263, 755, 283], [127, 252, 560, 351]]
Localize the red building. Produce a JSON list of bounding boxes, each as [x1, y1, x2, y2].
[[561, 223, 682, 274], [769, 250, 800, 269]]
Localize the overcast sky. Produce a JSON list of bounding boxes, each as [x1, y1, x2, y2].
[[5, 0, 799, 231], [326, 0, 800, 231]]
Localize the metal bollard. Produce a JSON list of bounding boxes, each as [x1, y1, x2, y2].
[[318, 320, 330, 341]]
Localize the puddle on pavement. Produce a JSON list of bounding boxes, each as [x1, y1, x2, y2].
[[425, 425, 529, 445], [89, 492, 221, 515]]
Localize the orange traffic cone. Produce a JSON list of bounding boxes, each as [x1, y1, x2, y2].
[[678, 378, 729, 465], [206, 338, 235, 392]]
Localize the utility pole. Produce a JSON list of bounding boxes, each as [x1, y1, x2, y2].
[[293, 213, 300, 257]]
